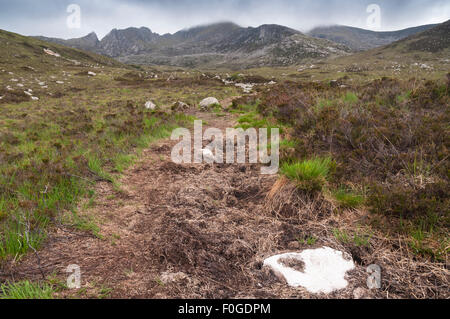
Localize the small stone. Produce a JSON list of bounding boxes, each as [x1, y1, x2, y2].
[[160, 272, 189, 285], [145, 101, 156, 110], [44, 48, 61, 57]]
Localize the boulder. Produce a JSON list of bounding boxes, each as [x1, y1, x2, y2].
[[199, 97, 220, 111]]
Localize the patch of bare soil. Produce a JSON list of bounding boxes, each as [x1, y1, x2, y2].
[[2, 105, 445, 299]]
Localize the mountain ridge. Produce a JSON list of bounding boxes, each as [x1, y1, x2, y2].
[[33, 21, 446, 68], [33, 22, 350, 68], [308, 23, 439, 51]]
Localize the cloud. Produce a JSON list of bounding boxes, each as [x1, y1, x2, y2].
[[0, 0, 448, 39]]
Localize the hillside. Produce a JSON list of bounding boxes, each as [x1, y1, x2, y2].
[[308, 23, 438, 51], [387, 19, 450, 53], [0, 28, 123, 106], [34, 22, 351, 68], [1, 29, 123, 70]]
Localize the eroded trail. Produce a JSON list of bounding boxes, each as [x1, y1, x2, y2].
[[4, 105, 373, 299], [4, 110, 287, 298]]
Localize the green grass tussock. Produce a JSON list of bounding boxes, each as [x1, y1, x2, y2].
[[280, 157, 333, 192]]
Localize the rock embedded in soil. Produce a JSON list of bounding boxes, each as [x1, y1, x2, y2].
[[44, 48, 60, 57], [263, 246, 355, 294], [172, 101, 190, 112], [199, 97, 220, 111], [160, 271, 189, 285], [145, 101, 156, 110]]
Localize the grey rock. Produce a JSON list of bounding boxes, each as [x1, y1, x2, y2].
[[199, 97, 220, 111]]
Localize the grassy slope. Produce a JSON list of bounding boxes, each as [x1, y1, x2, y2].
[[0, 29, 242, 266], [0, 29, 122, 69]]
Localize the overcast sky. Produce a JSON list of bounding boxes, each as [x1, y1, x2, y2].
[[0, 0, 449, 39]]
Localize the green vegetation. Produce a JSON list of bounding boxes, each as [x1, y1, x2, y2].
[[332, 188, 364, 209], [0, 107, 194, 259], [333, 228, 372, 247], [297, 235, 318, 246], [343, 92, 358, 104], [280, 157, 333, 192], [0, 281, 55, 299], [0, 38, 203, 260], [261, 75, 449, 260]]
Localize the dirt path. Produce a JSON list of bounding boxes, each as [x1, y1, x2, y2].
[[3, 107, 366, 299], [3, 109, 276, 297]]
